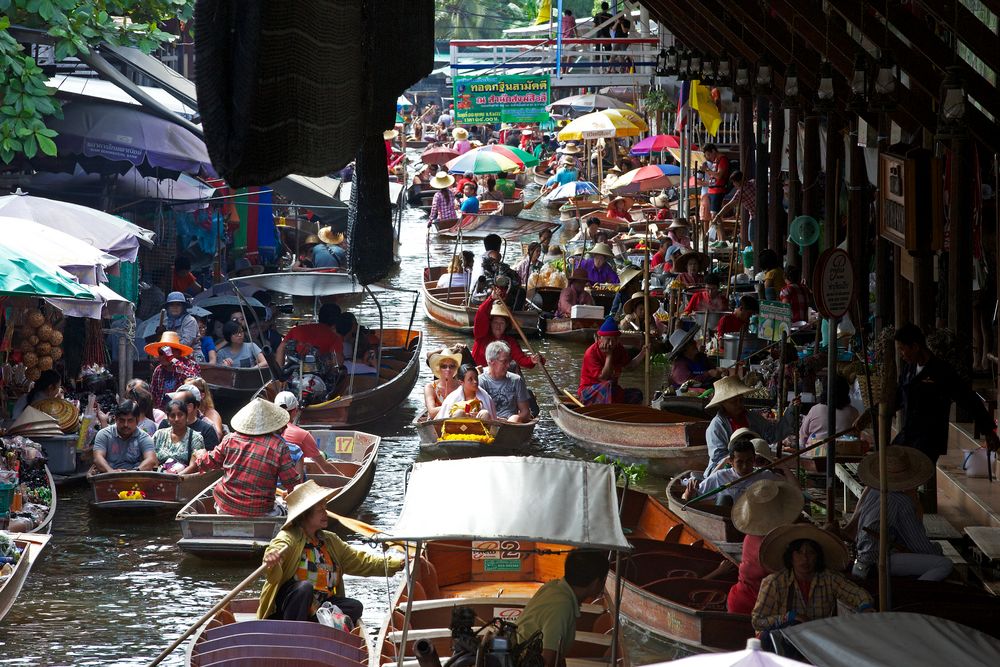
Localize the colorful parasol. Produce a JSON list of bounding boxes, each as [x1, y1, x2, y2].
[[477, 144, 540, 168], [547, 180, 600, 200], [609, 165, 680, 194], [420, 145, 460, 165], [548, 93, 631, 116], [603, 108, 648, 132], [446, 149, 521, 174], [557, 111, 642, 141], [629, 134, 682, 155]]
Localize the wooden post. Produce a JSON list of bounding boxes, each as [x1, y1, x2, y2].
[[847, 121, 869, 328], [878, 330, 898, 611], [768, 102, 786, 256], [644, 227, 651, 405], [947, 130, 972, 371], [824, 114, 843, 251], [786, 107, 801, 267], [754, 96, 769, 266], [738, 95, 754, 246], [801, 109, 821, 277]]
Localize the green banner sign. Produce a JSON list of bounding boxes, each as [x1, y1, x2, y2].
[[484, 558, 522, 572], [453, 75, 552, 125]]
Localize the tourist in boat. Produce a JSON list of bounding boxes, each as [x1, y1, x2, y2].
[[259, 480, 405, 624], [673, 250, 710, 287], [459, 182, 480, 214], [606, 196, 633, 223], [619, 291, 667, 336], [191, 315, 217, 365], [538, 228, 554, 255], [455, 171, 476, 194], [479, 341, 533, 423], [704, 376, 794, 476], [472, 248, 524, 307], [752, 524, 873, 634], [578, 316, 648, 405], [578, 243, 619, 284], [423, 350, 463, 419], [427, 171, 458, 229], [557, 268, 595, 318], [180, 398, 301, 515], [13, 369, 62, 419], [682, 429, 786, 505], [683, 272, 728, 314], [92, 399, 158, 473], [479, 175, 503, 202], [158, 291, 199, 349], [452, 126, 472, 154], [541, 157, 579, 194], [716, 295, 760, 338], [274, 303, 345, 372], [847, 447, 953, 582], [214, 320, 268, 369], [185, 377, 224, 439], [312, 227, 347, 270], [513, 242, 543, 286], [123, 382, 159, 436], [153, 398, 206, 473], [127, 378, 166, 425], [146, 331, 201, 408], [435, 255, 469, 290], [668, 326, 721, 388], [798, 374, 859, 444], [158, 383, 221, 451], [472, 289, 538, 369], [336, 311, 377, 367], [438, 363, 496, 420], [515, 549, 609, 667]]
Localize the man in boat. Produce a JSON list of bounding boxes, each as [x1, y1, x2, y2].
[[92, 399, 158, 473], [459, 181, 480, 214], [312, 227, 347, 269], [472, 245, 525, 310], [515, 549, 610, 667], [260, 480, 405, 624], [682, 429, 786, 505], [274, 303, 345, 376], [577, 243, 619, 285], [541, 156, 579, 195], [179, 398, 301, 516], [668, 326, 721, 389], [272, 391, 340, 475], [479, 341, 533, 423], [556, 268, 595, 319], [578, 317, 648, 405], [703, 376, 795, 476], [146, 331, 201, 408], [158, 384, 221, 452], [716, 294, 759, 339], [569, 217, 601, 244], [155, 291, 199, 349], [472, 288, 540, 369]]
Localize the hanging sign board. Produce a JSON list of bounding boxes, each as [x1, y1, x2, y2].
[[758, 300, 792, 342], [877, 150, 943, 251], [813, 248, 855, 319], [453, 75, 552, 124]]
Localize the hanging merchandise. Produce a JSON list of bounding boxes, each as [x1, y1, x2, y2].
[[11, 306, 65, 384]]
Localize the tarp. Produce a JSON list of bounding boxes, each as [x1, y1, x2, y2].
[[47, 74, 197, 117], [100, 43, 199, 109], [780, 613, 1000, 667], [438, 216, 559, 241], [0, 216, 118, 285], [230, 272, 385, 298], [381, 457, 631, 549], [45, 283, 132, 320], [270, 175, 346, 211]]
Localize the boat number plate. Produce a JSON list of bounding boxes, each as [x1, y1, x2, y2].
[[335, 437, 355, 454], [484, 559, 522, 572], [493, 607, 523, 621], [216, 524, 256, 538]]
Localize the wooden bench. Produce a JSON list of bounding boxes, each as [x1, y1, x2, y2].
[[395, 596, 607, 616], [965, 526, 1000, 564]]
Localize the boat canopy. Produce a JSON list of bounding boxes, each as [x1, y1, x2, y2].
[[438, 216, 559, 241], [230, 271, 387, 298], [379, 456, 630, 550], [779, 612, 1000, 667]]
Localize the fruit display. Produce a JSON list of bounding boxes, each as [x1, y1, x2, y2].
[[10, 307, 64, 383], [527, 263, 568, 290]]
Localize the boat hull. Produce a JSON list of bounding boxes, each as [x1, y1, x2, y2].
[[544, 317, 603, 343], [88, 469, 223, 512], [176, 481, 285, 559], [413, 414, 536, 456], [0, 534, 51, 623], [423, 268, 539, 335], [306, 429, 381, 515], [200, 365, 273, 415], [665, 472, 743, 544]]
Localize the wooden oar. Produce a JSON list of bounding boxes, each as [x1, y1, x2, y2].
[[681, 413, 871, 508], [327, 510, 381, 537], [523, 193, 545, 210]]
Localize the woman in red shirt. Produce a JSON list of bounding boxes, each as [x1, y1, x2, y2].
[[471, 290, 540, 369], [606, 196, 633, 222]]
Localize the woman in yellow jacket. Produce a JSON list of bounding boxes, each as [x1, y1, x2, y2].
[[257, 480, 405, 624]]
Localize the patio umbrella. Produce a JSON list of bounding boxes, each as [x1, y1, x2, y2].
[[0, 216, 119, 285], [477, 144, 540, 168], [645, 638, 810, 666], [445, 150, 521, 175], [420, 145, 460, 166], [609, 165, 679, 194], [0, 245, 94, 299], [630, 134, 682, 155], [547, 180, 600, 200], [0, 190, 154, 262], [668, 146, 708, 170], [548, 93, 630, 115], [557, 111, 641, 141], [603, 108, 648, 132]]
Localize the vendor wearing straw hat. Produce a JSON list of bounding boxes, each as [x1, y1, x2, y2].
[[542, 156, 579, 194], [674, 249, 711, 287], [683, 272, 728, 314], [845, 446, 952, 582], [557, 268, 595, 318], [579, 243, 619, 284], [620, 291, 666, 336], [704, 376, 796, 476], [682, 428, 787, 505], [606, 196, 633, 223], [312, 227, 347, 269], [146, 331, 201, 408], [578, 316, 648, 405], [452, 126, 472, 154], [180, 398, 301, 516], [667, 325, 720, 388], [752, 524, 873, 633], [428, 170, 457, 229], [258, 479, 405, 623], [472, 287, 540, 369]]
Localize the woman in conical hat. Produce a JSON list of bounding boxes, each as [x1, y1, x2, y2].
[[258, 479, 406, 624]]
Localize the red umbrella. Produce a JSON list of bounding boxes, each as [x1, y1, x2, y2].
[[421, 145, 459, 165]]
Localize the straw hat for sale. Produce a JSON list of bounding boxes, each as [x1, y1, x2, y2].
[[7, 405, 61, 436], [430, 171, 456, 189], [667, 325, 700, 360], [144, 331, 194, 358], [568, 267, 592, 284], [588, 242, 614, 258], [559, 142, 582, 155], [230, 398, 290, 436], [318, 227, 345, 245], [650, 192, 670, 209], [427, 350, 463, 378], [281, 479, 338, 530], [452, 127, 469, 140], [705, 375, 755, 409], [30, 398, 80, 433], [383, 129, 399, 141], [759, 524, 851, 573], [857, 446, 935, 492], [732, 479, 804, 536]]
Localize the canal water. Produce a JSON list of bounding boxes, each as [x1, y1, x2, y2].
[[0, 190, 695, 665]]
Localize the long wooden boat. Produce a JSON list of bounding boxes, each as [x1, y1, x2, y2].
[[13, 465, 57, 535], [501, 188, 524, 216], [0, 533, 51, 622], [176, 480, 286, 559], [665, 472, 743, 544], [422, 267, 539, 335], [186, 597, 369, 666], [199, 365, 274, 416], [532, 164, 552, 186], [88, 469, 224, 512], [373, 539, 628, 667], [413, 413, 537, 456], [305, 429, 380, 516], [549, 394, 710, 475]]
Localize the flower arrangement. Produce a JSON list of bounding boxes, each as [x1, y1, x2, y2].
[[439, 419, 495, 445], [117, 484, 147, 501]]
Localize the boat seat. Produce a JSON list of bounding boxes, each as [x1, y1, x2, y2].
[[196, 633, 366, 661], [201, 657, 333, 667], [203, 620, 365, 648], [395, 596, 607, 615], [387, 628, 612, 648], [965, 526, 1000, 564]]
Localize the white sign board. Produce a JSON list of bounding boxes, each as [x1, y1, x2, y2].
[[813, 248, 855, 319]]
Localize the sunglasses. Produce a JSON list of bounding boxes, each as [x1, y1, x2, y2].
[[438, 363, 458, 370]]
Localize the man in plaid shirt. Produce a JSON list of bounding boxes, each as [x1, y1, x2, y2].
[[779, 265, 811, 322], [181, 398, 300, 516]]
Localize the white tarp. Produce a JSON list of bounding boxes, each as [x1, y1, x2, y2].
[[383, 457, 630, 550], [0, 216, 118, 285], [45, 283, 132, 320], [230, 272, 385, 298], [780, 612, 1000, 666]]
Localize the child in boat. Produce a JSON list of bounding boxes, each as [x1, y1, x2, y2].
[[153, 399, 206, 473], [438, 364, 496, 420]]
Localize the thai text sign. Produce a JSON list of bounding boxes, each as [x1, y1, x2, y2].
[[453, 75, 552, 124], [758, 300, 792, 342], [813, 248, 855, 319]]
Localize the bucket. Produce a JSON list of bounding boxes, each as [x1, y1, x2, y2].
[[0, 481, 15, 514], [962, 448, 998, 478], [788, 215, 820, 248]]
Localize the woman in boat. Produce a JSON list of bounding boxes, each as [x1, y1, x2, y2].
[[578, 317, 648, 405], [153, 398, 206, 473], [667, 218, 692, 249], [537, 228, 553, 255], [649, 191, 672, 221], [578, 243, 619, 284], [13, 369, 62, 419], [479, 175, 503, 202], [798, 374, 860, 445], [471, 289, 539, 369], [620, 291, 667, 336], [260, 480, 405, 624], [513, 242, 542, 286], [423, 350, 463, 419], [752, 524, 873, 634], [438, 364, 496, 420], [427, 171, 458, 229], [126, 378, 166, 425], [124, 383, 159, 436], [682, 272, 728, 315], [215, 320, 267, 369], [759, 248, 785, 301], [452, 126, 472, 155], [606, 196, 633, 223], [192, 315, 218, 365], [435, 255, 469, 290], [674, 250, 710, 287], [667, 326, 722, 389], [185, 376, 225, 440]]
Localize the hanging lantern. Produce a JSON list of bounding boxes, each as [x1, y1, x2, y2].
[[734, 59, 752, 96], [755, 57, 773, 96], [936, 66, 966, 140], [702, 58, 717, 85], [665, 46, 679, 76], [815, 60, 835, 111], [689, 53, 702, 78], [678, 49, 691, 80], [872, 49, 898, 110], [848, 53, 868, 112], [782, 63, 799, 108], [717, 52, 731, 83]]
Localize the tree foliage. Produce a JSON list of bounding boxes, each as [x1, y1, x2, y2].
[[0, 0, 195, 163]]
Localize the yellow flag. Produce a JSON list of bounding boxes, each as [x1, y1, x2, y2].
[[535, 0, 551, 24], [690, 79, 721, 137]]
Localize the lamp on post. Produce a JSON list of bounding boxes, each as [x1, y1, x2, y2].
[[663, 45, 678, 77], [872, 50, 898, 111], [702, 58, 716, 85], [717, 52, 731, 85], [936, 66, 966, 141], [848, 53, 868, 113], [782, 63, 799, 109], [755, 57, 773, 97], [689, 53, 702, 79], [815, 60, 835, 112], [734, 59, 752, 97]]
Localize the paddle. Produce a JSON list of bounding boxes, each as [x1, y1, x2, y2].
[[326, 510, 381, 538], [523, 193, 545, 210], [681, 412, 872, 508]]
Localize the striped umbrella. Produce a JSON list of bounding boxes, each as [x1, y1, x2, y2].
[[446, 149, 521, 174], [547, 180, 600, 199], [610, 165, 680, 194], [557, 111, 642, 141], [603, 108, 648, 132], [629, 134, 682, 155], [477, 144, 540, 168]]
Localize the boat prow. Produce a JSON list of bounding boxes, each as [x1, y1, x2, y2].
[[0, 533, 51, 622], [306, 429, 381, 515], [88, 469, 224, 512], [413, 413, 537, 456]]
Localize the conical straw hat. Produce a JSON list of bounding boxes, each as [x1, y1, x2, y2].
[[732, 479, 804, 536], [706, 376, 754, 409], [281, 479, 338, 531], [8, 405, 60, 432], [230, 398, 290, 436]]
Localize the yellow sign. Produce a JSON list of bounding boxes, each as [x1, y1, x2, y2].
[[334, 436, 355, 454]]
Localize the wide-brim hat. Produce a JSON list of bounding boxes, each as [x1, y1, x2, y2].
[[430, 171, 455, 189], [383, 129, 399, 141], [618, 265, 642, 288], [650, 193, 670, 208], [610, 195, 631, 207], [857, 446, 935, 491], [588, 242, 614, 258], [706, 375, 754, 409], [559, 143, 582, 155], [318, 227, 345, 245], [732, 480, 804, 536], [7, 405, 60, 433], [452, 127, 469, 140], [165, 291, 188, 306], [144, 331, 194, 358], [559, 156, 576, 166], [668, 218, 690, 231], [29, 398, 80, 433], [231, 397, 290, 436], [759, 524, 851, 573], [489, 301, 512, 320], [623, 291, 650, 315], [677, 250, 711, 272], [730, 427, 762, 446], [545, 246, 565, 259], [667, 325, 700, 359], [281, 479, 338, 531], [607, 165, 622, 174], [427, 350, 463, 378], [568, 267, 591, 283]]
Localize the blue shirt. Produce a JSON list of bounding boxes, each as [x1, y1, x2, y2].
[[546, 169, 579, 188], [460, 196, 480, 214], [312, 243, 347, 269], [199, 336, 216, 362]]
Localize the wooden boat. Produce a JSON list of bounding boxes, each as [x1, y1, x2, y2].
[[186, 597, 369, 666], [549, 394, 710, 476], [0, 533, 51, 622], [422, 267, 540, 335], [88, 469, 224, 512], [501, 188, 524, 216], [200, 365, 274, 416], [532, 164, 552, 186], [545, 316, 605, 343], [13, 465, 57, 535], [430, 215, 460, 233], [413, 413, 537, 456], [176, 480, 286, 559], [555, 198, 606, 215], [406, 138, 431, 149], [305, 429, 380, 516], [665, 472, 743, 544]]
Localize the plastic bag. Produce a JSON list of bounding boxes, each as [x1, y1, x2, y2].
[[316, 602, 351, 630]]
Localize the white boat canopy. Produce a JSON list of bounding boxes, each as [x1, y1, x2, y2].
[[230, 271, 386, 298], [380, 456, 630, 550]]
